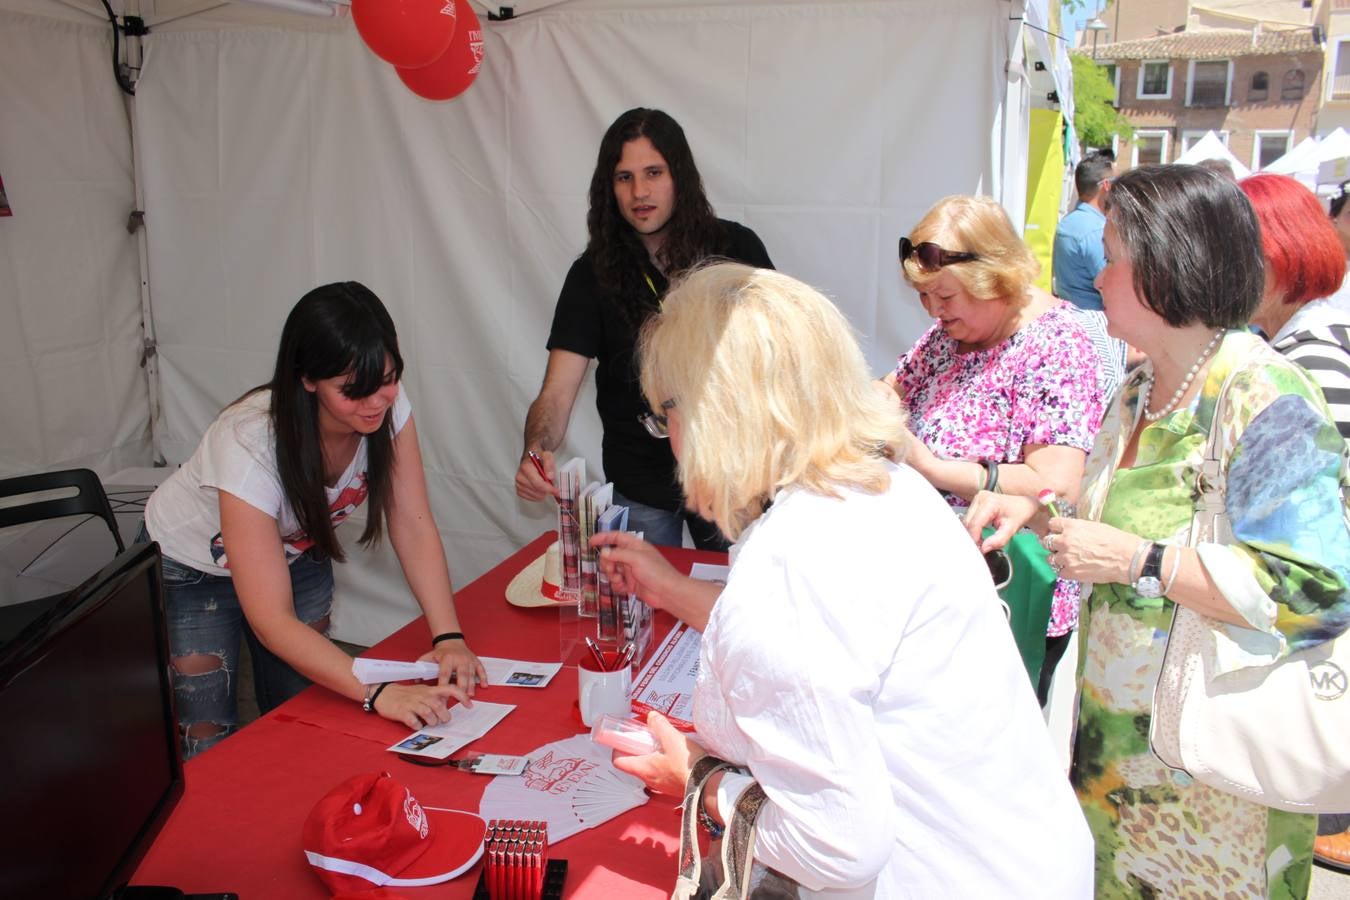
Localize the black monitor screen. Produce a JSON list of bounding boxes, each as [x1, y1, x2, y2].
[[0, 542, 182, 900]]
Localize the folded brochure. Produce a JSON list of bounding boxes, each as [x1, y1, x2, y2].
[[629, 623, 700, 732], [389, 700, 515, 760]]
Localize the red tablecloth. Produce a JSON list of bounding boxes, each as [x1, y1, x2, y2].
[[131, 533, 725, 899]]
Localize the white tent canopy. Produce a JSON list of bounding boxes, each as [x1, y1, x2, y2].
[[1263, 135, 1321, 176], [1, 0, 1043, 642], [1263, 127, 1350, 189], [1173, 130, 1251, 179]]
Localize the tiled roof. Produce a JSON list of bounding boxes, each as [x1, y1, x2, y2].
[[1072, 27, 1318, 60]]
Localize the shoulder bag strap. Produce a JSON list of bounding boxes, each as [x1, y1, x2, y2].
[[673, 756, 737, 900], [711, 782, 772, 900]]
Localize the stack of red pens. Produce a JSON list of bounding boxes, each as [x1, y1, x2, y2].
[[485, 819, 548, 900], [584, 636, 635, 672]]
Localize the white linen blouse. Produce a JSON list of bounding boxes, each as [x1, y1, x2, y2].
[[692, 462, 1092, 898]]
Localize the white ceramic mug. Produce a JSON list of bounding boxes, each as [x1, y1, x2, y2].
[[578, 656, 632, 727]]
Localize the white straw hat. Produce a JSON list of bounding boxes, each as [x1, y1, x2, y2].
[[504, 540, 570, 608]]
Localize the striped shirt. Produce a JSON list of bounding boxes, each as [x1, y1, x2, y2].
[[1271, 299, 1350, 445], [1064, 305, 1127, 405]]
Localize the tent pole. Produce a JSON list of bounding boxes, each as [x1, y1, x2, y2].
[[1000, 0, 1032, 232], [122, 15, 166, 466]]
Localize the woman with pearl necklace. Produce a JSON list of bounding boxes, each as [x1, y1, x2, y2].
[[966, 164, 1350, 898]]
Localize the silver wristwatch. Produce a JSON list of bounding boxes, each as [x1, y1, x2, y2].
[[1133, 542, 1166, 599]]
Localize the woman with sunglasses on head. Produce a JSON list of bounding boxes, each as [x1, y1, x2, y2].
[[966, 165, 1350, 897], [1240, 173, 1350, 875], [141, 282, 485, 758], [591, 263, 1092, 898], [884, 195, 1105, 705]]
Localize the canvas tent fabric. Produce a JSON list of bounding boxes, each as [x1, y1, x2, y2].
[[1172, 130, 1251, 179], [1, 0, 1040, 643]]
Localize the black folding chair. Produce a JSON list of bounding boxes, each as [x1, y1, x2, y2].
[[0, 468, 126, 554]]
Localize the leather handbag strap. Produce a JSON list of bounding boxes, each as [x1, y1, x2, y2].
[[1189, 364, 1242, 549], [713, 782, 771, 899], [672, 756, 738, 900]]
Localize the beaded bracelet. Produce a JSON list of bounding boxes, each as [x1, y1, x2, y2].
[[699, 802, 725, 839]]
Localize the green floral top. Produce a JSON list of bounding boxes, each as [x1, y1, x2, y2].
[[1073, 331, 1350, 898]]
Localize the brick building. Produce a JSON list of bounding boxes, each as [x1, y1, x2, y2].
[[1077, 28, 1321, 171], [1089, 0, 1314, 45]]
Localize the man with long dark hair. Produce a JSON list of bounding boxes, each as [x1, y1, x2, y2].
[[514, 108, 773, 550]]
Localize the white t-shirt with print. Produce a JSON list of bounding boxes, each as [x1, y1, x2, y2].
[[145, 383, 412, 576]]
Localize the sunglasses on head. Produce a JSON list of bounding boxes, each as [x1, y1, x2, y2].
[[899, 237, 980, 273]]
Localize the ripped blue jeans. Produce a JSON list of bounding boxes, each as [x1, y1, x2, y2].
[[147, 528, 334, 759]]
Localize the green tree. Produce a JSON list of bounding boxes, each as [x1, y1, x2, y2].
[[1071, 54, 1133, 149]]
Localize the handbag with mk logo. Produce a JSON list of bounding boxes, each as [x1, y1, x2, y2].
[[1149, 362, 1350, 813]]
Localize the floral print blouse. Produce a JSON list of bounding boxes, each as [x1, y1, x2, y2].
[[896, 301, 1105, 636]]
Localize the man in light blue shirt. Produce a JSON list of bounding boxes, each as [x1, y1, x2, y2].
[[1052, 151, 1115, 311]]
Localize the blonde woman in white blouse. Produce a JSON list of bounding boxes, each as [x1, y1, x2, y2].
[[592, 263, 1091, 898]]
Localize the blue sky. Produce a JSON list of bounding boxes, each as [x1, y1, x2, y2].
[[1064, 1, 1108, 48]]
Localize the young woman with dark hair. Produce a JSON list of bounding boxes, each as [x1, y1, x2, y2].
[[143, 282, 484, 758]]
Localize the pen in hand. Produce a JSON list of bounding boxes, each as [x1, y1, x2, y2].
[[529, 449, 580, 527], [527, 450, 554, 487]]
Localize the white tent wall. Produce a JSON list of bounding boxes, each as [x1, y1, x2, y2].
[[2, 0, 1026, 644], [0, 11, 151, 477]]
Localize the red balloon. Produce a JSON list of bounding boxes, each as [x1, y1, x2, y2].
[[352, 0, 457, 69], [395, 1, 484, 101]]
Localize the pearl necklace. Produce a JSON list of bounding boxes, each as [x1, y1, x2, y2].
[[1141, 330, 1224, 422]]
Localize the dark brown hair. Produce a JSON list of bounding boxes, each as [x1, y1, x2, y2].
[[1104, 165, 1263, 328], [585, 108, 722, 325], [268, 282, 403, 562]]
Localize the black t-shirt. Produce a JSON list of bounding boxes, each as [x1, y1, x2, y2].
[[546, 219, 774, 511]]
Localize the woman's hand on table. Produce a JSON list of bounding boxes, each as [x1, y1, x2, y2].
[[612, 711, 705, 799], [420, 640, 487, 697], [590, 531, 684, 613], [1043, 517, 1139, 584], [963, 490, 1041, 551], [374, 682, 471, 730]]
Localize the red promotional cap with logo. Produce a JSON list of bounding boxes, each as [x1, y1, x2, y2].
[[302, 772, 486, 895]]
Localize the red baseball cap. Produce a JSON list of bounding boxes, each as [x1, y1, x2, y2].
[[302, 772, 486, 895]]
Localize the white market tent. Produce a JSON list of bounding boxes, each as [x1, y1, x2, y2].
[[1263, 134, 1321, 176], [1264, 127, 1350, 190], [0, 0, 1057, 642], [1172, 130, 1251, 179]]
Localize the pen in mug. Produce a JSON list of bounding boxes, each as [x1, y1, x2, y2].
[[584, 635, 609, 671]]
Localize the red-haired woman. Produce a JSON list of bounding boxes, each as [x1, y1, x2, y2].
[[1240, 172, 1350, 872], [1240, 174, 1350, 441]]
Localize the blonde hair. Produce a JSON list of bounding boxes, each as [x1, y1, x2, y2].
[[901, 195, 1039, 301], [638, 263, 908, 541]]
